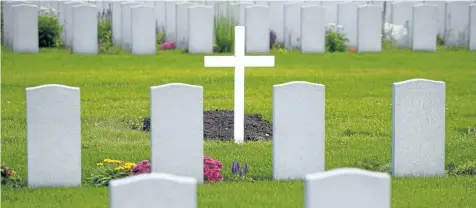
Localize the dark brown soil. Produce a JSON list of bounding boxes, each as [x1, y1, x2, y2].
[[141, 110, 272, 141]]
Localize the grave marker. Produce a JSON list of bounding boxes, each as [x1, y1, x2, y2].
[[305, 168, 391, 208], [392, 79, 446, 177], [245, 5, 270, 53], [357, 4, 382, 52], [150, 83, 204, 183], [109, 173, 197, 208], [469, 3, 476, 50], [27, 84, 81, 187], [188, 5, 214, 53], [121, 2, 142, 51], [300, 5, 326, 53], [131, 5, 156, 55], [412, 4, 438, 51], [12, 4, 39, 53], [64, 1, 85, 47], [204, 26, 275, 144], [72, 4, 98, 55], [444, 1, 471, 47], [273, 81, 325, 180], [284, 2, 305, 49]]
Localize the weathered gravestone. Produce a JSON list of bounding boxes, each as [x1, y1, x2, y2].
[[284, 2, 305, 49], [300, 5, 326, 53], [154, 1, 166, 33], [245, 5, 270, 53], [27, 84, 81, 187], [72, 4, 98, 55], [64, 1, 85, 48], [391, 1, 420, 48], [268, 1, 286, 43], [444, 1, 471, 47], [469, 4, 476, 51], [273, 81, 325, 180], [165, 1, 177, 41], [150, 84, 204, 183], [12, 4, 39, 53], [412, 4, 438, 51], [176, 2, 196, 49], [131, 5, 156, 55], [337, 2, 362, 48], [231, 2, 253, 26], [305, 168, 391, 208], [112, 2, 122, 45], [109, 173, 197, 208], [121, 2, 143, 51], [392, 79, 446, 177], [357, 4, 382, 52], [3, 1, 32, 48], [188, 5, 214, 54]]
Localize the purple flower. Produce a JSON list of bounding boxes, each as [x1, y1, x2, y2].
[[239, 169, 243, 177], [244, 163, 249, 174], [232, 161, 236, 174], [236, 161, 241, 173]]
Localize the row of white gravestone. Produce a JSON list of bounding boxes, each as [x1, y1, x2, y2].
[[107, 168, 391, 208], [390, 1, 476, 50], [26, 78, 445, 188], [111, 1, 215, 54]]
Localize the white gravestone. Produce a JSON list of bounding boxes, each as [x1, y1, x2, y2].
[[150, 84, 204, 183], [469, 4, 476, 51], [27, 84, 81, 187], [269, 1, 287, 43], [155, 1, 166, 32], [112, 2, 122, 45], [109, 173, 197, 208], [12, 4, 39, 53], [204, 26, 275, 144], [5, 1, 32, 48], [284, 2, 305, 49], [131, 5, 156, 55], [337, 2, 361, 48], [72, 4, 98, 55], [121, 2, 142, 51], [412, 4, 438, 51], [245, 5, 270, 53], [300, 5, 326, 53], [320, 1, 339, 24], [188, 5, 214, 54], [273, 81, 325, 180], [444, 1, 471, 47], [392, 2, 417, 47], [305, 168, 391, 208], [231, 2, 253, 26], [64, 1, 85, 48], [357, 5, 382, 52], [392, 79, 446, 177], [176, 2, 195, 49], [165, 1, 178, 41]]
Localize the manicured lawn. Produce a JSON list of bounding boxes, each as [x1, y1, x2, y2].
[[1, 48, 476, 207]]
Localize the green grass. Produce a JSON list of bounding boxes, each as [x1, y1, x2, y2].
[[2, 48, 476, 207]]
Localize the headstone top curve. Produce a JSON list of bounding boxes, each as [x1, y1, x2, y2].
[[150, 83, 203, 90], [26, 84, 79, 92], [305, 168, 390, 181], [109, 173, 197, 187]]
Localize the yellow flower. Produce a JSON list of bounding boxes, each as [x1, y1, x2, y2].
[[103, 158, 112, 162], [96, 163, 103, 166], [125, 162, 136, 167], [115, 166, 125, 170], [12, 171, 16, 177]]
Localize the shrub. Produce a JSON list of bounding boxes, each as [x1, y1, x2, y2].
[[156, 32, 166, 45], [214, 17, 235, 53], [437, 35, 445, 46], [447, 161, 476, 176], [1, 163, 24, 188], [38, 15, 62, 48], [325, 24, 348, 52], [98, 19, 120, 54]]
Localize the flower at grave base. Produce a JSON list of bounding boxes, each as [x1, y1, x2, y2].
[[96, 163, 104, 166], [131, 160, 151, 176], [203, 156, 223, 183], [161, 41, 176, 50], [12, 171, 16, 177]]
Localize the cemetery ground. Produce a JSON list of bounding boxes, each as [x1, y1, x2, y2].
[[2, 48, 476, 207]]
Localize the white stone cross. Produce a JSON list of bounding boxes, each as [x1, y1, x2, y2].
[[204, 26, 275, 144]]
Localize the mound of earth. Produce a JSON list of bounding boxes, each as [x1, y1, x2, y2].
[[141, 110, 272, 141]]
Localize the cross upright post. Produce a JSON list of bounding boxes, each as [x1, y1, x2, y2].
[[204, 26, 275, 144]]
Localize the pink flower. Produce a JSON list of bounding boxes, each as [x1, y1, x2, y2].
[[161, 41, 176, 50]]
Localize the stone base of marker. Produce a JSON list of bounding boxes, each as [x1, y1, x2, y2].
[[140, 110, 272, 141]]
